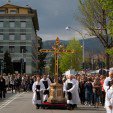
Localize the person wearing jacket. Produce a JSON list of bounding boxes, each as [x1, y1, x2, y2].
[[0, 75, 6, 99]]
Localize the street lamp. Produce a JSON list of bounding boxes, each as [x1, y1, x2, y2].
[[65, 26, 85, 64]]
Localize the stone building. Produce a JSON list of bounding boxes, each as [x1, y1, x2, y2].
[[0, 3, 40, 74]]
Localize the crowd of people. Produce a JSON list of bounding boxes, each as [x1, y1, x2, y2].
[[0, 73, 35, 99], [1, 70, 113, 112]]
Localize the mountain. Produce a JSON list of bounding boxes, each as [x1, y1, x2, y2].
[[42, 40, 68, 49], [42, 37, 105, 54]]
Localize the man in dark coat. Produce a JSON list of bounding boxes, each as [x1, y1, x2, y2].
[[0, 75, 6, 99]]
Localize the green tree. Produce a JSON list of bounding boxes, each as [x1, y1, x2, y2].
[[78, 0, 113, 69], [99, 0, 113, 54], [38, 52, 47, 75], [4, 51, 14, 74], [99, 0, 113, 35], [49, 56, 62, 77], [49, 57, 55, 76], [59, 38, 82, 73], [37, 37, 47, 75], [106, 47, 113, 55]]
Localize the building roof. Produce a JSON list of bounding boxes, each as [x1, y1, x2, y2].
[[0, 3, 29, 9], [0, 3, 39, 31]]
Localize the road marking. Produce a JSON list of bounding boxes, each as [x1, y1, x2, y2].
[[0, 92, 24, 110]]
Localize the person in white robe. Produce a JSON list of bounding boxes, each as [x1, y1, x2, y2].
[[103, 70, 113, 92], [32, 75, 45, 109], [105, 79, 113, 113], [72, 75, 80, 106], [63, 69, 80, 110], [40, 74, 51, 102]]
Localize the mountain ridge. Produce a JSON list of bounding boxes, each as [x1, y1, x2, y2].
[[42, 37, 105, 54]]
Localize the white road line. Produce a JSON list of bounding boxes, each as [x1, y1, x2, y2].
[[0, 93, 20, 107], [0, 92, 24, 110]]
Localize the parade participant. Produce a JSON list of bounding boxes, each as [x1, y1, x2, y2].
[[32, 75, 44, 109], [103, 70, 113, 92], [0, 75, 6, 99], [105, 79, 113, 113], [40, 74, 51, 102], [63, 70, 80, 110], [72, 74, 80, 108]]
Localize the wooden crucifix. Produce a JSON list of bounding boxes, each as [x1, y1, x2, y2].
[[39, 37, 75, 83]]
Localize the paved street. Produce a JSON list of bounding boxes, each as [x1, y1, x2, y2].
[[0, 91, 16, 106], [0, 92, 106, 113]]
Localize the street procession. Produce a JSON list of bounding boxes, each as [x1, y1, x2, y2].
[[0, 0, 113, 113]]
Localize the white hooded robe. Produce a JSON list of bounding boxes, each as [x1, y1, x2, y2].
[[40, 78, 51, 102], [105, 86, 113, 113], [32, 81, 44, 105], [63, 79, 80, 105]]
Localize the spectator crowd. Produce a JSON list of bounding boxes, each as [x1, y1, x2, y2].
[[0, 73, 35, 99]]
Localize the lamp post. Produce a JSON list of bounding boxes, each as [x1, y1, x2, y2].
[[65, 26, 85, 66]]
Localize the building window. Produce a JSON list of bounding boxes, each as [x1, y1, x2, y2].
[[0, 35, 3, 40], [20, 29, 26, 33], [0, 21, 3, 27], [21, 21, 26, 28], [20, 46, 26, 53], [0, 46, 3, 53], [10, 21, 15, 28], [0, 29, 3, 32], [10, 10, 17, 14], [0, 10, 5, 14], [20, 34, 26, 40], [9, 29, 15, 33], [9, 46, 15, 53], [9, 34, 15, 40]]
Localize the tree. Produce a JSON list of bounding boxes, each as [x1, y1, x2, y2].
[[3, 51, 14, 74], [78, 0, 113, 69], [99, 0, 113, 35], [59, 38, 82, 73], [106, 47, 113, 55], [37, 37, 47, 75], [99, 0, 113, 55], [38, 52, 47, 75], [49, 56, 62, 77]]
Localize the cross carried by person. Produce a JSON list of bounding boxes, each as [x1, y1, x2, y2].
[[39, 37, 76, 104], [39, 37, 75, 83]]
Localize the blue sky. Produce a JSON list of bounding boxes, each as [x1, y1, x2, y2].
[[0, 0, 85, 40]]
